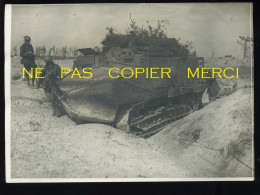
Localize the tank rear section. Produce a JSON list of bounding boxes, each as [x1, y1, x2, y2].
[[113, 56, 207, 137]]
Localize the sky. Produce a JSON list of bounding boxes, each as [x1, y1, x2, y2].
[[11, 3, 252, 57]]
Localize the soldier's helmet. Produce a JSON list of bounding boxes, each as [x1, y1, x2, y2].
[[44, 56, 53, 63], [24, 35, 31, 42]]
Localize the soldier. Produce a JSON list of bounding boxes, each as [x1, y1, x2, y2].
[[20, 35, 37, 87], [207, 77, 220, 102], [37, 56, 64, 117], [205, 69, 220, 102], [38, 56, 61, 82]]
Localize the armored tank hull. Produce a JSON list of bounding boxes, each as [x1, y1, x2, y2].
[[46, 49, 211, 137]]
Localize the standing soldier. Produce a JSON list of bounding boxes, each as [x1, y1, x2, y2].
[[20, 35, 37, 87], [37, 56, 64, 117], [207, 77, 220, 102]]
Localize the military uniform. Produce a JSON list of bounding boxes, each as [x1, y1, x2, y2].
[[207, 78, 220, 102], [20, 36, 37, 85], [37, 60, 64, 117], [38, 62, 61, 82]]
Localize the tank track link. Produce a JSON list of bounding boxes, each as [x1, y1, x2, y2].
[[129, 104, 192, 138]]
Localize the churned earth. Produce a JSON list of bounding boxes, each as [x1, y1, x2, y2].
[[9, 57, 254, 179]]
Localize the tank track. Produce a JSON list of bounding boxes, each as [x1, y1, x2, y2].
[[128, 103, 193, 138]]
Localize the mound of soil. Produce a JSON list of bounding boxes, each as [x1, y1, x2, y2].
[[149, 88, 253, 177]]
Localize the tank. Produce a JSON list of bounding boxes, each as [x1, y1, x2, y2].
[[47, 47, 215, 138]]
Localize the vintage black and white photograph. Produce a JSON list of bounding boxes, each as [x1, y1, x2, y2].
[[5, 3, 254, 182]]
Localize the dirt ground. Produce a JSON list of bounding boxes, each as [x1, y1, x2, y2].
[[9, 57, 254, 178]]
